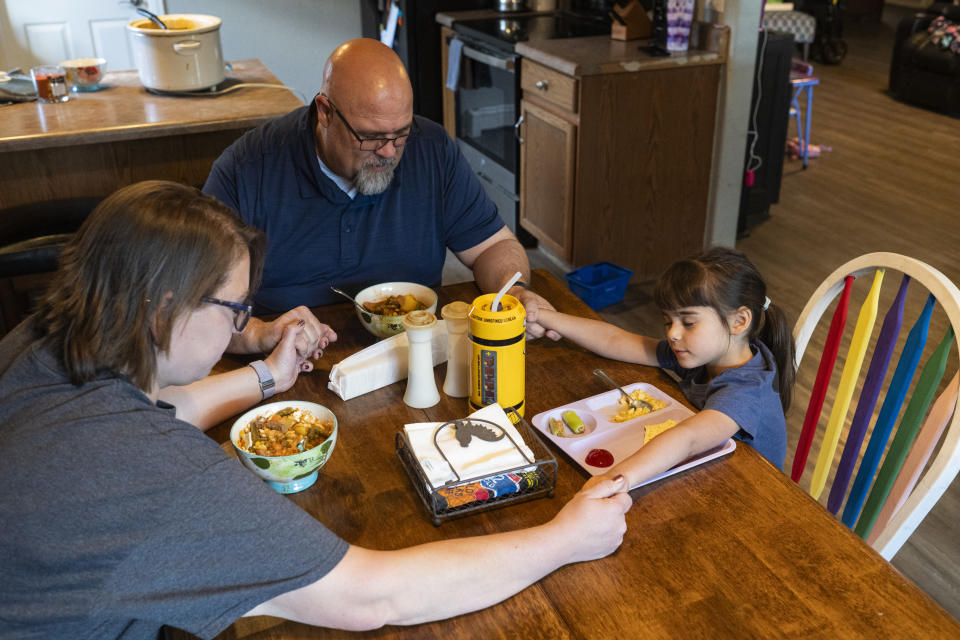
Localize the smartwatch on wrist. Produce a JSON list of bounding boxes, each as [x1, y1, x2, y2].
[[248, 360, 276, 399]]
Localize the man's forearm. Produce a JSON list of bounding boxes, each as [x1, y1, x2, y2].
[[471, 237, 531, 293]]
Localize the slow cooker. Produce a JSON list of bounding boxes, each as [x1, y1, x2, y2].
[[127, 14, 225, 92]]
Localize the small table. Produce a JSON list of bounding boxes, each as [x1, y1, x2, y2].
[[0, 59, 302, 210], [791, 74, 819, 169], [169, 270, 960, 639]]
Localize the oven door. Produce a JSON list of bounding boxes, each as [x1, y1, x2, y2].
[[453, 37, 519, 177]]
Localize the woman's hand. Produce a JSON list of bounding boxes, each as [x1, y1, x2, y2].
[[253, 307, 338, 359], [582, 471, 629, 495], [549, 474, 632, 562], [263, 320, 319, 393]]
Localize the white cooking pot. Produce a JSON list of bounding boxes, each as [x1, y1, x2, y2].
[[127, 14, 225, 92]]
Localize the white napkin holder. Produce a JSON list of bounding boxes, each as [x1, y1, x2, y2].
[[395, 403, 558, 525], [328, 320, 448, 401]]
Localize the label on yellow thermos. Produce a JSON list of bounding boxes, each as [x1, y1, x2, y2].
[[468, 293, 525, 422]]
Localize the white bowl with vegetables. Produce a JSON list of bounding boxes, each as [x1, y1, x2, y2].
[[354, 281, 438, 338], [230, 401, 338, 494]]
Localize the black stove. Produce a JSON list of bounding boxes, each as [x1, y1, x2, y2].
[[452, 12, 611, 53]]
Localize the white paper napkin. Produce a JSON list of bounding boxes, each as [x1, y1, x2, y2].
[[404, 403, 535, 488], [327, 320, 448, 401]]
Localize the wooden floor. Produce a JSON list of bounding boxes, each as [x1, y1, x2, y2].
[[518, 7, 960, 621]]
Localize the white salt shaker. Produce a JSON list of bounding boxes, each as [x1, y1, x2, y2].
[[402, 310, 441, 408], [441, 301, 470, 398]]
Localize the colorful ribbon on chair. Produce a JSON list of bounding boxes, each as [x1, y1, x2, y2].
[[855, 327, 955, 539], [792, 275, 855, 482], [841, 293, 936, 528], [827, 275, 910, 514], [810, 269, 885, 500], [867, 371, 959, 545]]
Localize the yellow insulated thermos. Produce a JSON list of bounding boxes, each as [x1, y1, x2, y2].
[[468, 293, 525, 421]]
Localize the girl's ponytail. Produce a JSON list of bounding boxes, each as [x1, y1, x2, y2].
[[757, 303, 796, 412]]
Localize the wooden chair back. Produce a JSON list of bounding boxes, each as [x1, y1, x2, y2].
[[791, 253, 960, 560]]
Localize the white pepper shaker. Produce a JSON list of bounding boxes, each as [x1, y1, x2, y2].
[[402, 310, 441, 408], [441, 301, 470, 398]]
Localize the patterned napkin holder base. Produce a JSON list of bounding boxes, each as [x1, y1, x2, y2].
[[395, 411, 558, 525]]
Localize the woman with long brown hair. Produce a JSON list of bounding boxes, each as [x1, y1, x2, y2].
[[0, 180, 631, 639]]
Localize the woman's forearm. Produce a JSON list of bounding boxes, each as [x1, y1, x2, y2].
[[158, 366, 263, 431]]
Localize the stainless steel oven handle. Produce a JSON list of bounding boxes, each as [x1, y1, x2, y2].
[[514, 114, 524, 145], [461, 44, 516, 71]]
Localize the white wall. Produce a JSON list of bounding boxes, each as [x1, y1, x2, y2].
[[702, 0, 763, 248], [164, 0, 362, 103]]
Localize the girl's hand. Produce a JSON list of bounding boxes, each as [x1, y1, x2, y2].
[[515, 289, 561, 341], [263, 321, 316, 393], [583, 471, 630, 494]]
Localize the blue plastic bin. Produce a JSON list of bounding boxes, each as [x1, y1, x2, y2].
[[565, 262, 634, 310]]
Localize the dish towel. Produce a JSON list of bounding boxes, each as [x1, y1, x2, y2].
[[404, 403, 535, 489], [328, 320, 448, 401]]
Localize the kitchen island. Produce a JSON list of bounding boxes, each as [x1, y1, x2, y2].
[[0, 59, 302, 210]]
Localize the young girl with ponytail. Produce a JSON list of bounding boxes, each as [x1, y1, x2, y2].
[[535, 247, 796, 485]]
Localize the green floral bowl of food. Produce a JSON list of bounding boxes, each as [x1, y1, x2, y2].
[[354, 281, 438, 338], [230, 401, 338, 494]]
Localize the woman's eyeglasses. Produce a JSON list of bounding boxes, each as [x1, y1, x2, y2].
[[201, 297, 252, 333], [322, 94, 419, 152]]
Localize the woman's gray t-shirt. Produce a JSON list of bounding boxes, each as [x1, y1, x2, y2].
[[0, 321, 349, 639]]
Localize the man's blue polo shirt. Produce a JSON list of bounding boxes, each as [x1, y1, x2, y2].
[[203, 106, 503, 312]]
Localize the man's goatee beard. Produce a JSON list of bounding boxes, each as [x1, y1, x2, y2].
[[354, 158, 397, 195]]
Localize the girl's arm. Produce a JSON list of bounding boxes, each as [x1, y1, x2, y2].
[[604, 410, 740, 489], [535, 308, 660, 365]]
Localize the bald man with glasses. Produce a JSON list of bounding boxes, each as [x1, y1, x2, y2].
[[204, 38, 560, 344]]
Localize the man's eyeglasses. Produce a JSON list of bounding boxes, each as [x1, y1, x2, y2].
[[201, 296, 252, 333], [322, 94, 418, 152]]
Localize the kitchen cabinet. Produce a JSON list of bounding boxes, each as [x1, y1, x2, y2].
[[516, 31, 727, 280], [519, 99, 576, 259]]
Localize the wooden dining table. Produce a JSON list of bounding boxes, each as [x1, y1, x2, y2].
[[175, 270, 960, 640]]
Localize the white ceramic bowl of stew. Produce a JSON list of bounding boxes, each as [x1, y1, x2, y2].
[[353, 282, 438, 338]]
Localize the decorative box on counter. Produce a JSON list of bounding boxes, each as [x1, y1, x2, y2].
[[395, 405, 557, 525]]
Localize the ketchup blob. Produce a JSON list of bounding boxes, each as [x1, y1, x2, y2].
[[585, 448, 614, 468]]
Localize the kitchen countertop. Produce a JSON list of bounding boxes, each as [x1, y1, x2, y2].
[[435, 9, 552, 28], [437, 10, 728, 77], [0, 59, 303, 153], [517, 28, 726, 76]]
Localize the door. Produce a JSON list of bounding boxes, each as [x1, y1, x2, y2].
[[0, 0, 165, 71], [519, 99, 576, 261]]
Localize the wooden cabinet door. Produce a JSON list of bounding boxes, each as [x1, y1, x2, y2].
[[519, 99, 576, 261]]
